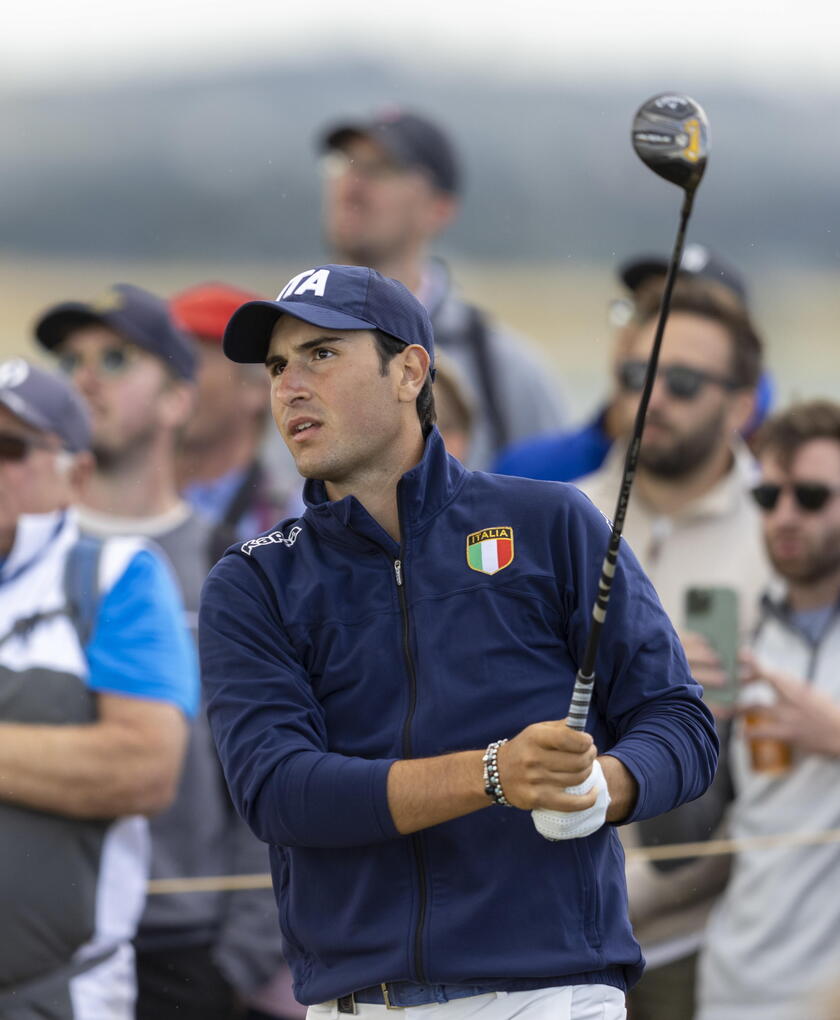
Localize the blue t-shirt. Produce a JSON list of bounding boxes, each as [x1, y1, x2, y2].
[[791, 605, 835, 647], [86, 548, 199, 717]]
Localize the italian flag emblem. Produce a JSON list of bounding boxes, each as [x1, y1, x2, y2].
[[466, 526, 515, 575]]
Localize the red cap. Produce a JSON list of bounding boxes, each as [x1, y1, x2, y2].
[[170, 282, 264, 344]]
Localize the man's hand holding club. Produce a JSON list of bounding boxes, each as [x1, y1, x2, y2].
[[491, 720, 637, 839]]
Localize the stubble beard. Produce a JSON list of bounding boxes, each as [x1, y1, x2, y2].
[[92, 423, 158, 475], [768, 526, 840, 587], [324, 219, 406, 274], [639, 407, 727, 480]]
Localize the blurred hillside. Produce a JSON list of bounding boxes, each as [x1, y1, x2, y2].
[[2, 59, 839, 268], [2, 60, 838, 422]]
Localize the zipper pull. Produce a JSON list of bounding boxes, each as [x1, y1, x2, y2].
[[394, 559, 403, 586]]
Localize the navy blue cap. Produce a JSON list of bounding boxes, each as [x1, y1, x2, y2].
[[321, 109, 461, 195], [224, 265, 435, 372], [34, 283, 198, 381], [0, 358, 91, 452], [620, 244, 749, 304]]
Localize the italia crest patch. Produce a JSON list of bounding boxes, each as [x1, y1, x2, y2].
[[466, 526, 514, 575]]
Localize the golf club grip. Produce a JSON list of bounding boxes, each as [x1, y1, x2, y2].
[[567, 190, 696, 734]]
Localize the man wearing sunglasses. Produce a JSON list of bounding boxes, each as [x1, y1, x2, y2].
[[698, 400, 840, 1020], [576, 287, 773, 1020], [492, 245, 769, 483], [318, 107, 566, 470], [0, 359, 196, 1018], [34, 285, 285, 1020]]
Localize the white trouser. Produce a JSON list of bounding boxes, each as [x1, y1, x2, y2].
[[308, 985, 626, 1020], [69, 942, 136, 1020]]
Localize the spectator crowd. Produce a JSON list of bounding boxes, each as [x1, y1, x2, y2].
[[1, 106, 839, 1020]]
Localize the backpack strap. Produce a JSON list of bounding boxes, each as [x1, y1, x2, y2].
[[0, 535, 105, 651], [443, 305, 510, 454], [63, 534, 105, 647], [208, 460, 263, 563]]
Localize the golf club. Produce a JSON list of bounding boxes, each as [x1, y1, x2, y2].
[[533, 93, 710, 840]]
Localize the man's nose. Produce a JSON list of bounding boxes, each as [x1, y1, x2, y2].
[[646, 371, 670, 410], [275, 364, 309, 404], [68, 361, 99, 396], [771, 488, 801, 522]]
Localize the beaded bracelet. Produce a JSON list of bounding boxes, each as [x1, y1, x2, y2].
[[483, 738, 512, 806]]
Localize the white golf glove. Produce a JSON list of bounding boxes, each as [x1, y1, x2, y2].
[[531, 759, 611, 840]]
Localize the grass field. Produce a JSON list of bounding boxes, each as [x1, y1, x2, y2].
[[1, 253, 837, 422]]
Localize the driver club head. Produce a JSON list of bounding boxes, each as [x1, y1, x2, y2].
[[632, 93, 709, 194]]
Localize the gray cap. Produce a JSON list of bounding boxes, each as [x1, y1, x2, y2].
[[0, 358, 91, 452]]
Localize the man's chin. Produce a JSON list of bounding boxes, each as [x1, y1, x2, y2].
[[91, 443, 122, 472], [291, 455, 329, 482], [769, 550, 834, 585], [638, 445, 687, 479]]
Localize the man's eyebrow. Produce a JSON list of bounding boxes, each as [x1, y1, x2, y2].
[[264, 335, 351, 368]]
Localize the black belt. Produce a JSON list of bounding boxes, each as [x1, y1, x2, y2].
[[337, 979, 572, 1012], [338, 982, 497, 1012]]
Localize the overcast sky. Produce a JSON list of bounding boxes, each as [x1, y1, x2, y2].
[[5, 1, 840, 88]]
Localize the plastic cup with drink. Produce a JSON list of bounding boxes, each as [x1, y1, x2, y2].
[[739, 679, 792, 775]]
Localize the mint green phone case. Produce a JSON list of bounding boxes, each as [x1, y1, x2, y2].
[[684, 586, 740, 705]]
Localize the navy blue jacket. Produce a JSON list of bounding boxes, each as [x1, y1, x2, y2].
[[199, 428, 718, 1005]]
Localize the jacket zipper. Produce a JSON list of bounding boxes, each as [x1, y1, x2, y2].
[[394, 557, 428, 983]]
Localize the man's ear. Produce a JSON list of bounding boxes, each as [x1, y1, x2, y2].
[[426, 193, 458, 237], [69, 451, 96, 499], [397, 346, 431, 403], [160, 381, 197, 430], [728, 387, 759, 436]]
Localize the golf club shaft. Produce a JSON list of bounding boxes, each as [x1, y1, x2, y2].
[[567, 189, 696, 732]]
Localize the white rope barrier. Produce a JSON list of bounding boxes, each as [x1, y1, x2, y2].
[[145, 826, 840, 895]]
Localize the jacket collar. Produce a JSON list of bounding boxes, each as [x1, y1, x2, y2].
[[302, 427, 467, 552]]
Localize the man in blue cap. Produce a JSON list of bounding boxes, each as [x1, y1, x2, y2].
[[199, 264, 718, 1020], [0, 358, 196, 1018]]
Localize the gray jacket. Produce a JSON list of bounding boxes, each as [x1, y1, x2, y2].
[[426, 260, 566, 469], [698, 595, 840, 1020]]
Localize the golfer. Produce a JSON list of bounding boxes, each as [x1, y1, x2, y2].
[[199, 264, 717, 1020]]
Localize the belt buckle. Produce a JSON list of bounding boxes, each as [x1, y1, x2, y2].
[[381, 983, 401, 1010], [337, 994, 357, 1015]]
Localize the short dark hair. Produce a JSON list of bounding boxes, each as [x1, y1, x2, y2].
[[754, 400, 840, 469], [372, 330, 436, 435], [634, 284, 763, 389]]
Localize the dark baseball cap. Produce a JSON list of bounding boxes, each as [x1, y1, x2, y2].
[[0, 358, 91, 452], [619, 243, 748, 304], [224, 264, 435, 373], [34, 283, 198, 381], [320, 108, 461, 195]]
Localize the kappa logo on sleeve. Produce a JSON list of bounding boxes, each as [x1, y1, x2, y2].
[[241, 526, 303, 556], [466, 526, 514, 576]]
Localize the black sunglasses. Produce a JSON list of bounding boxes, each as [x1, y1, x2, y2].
[[751, 482, 840, 513], [617, 359, 739, 401], [0, 431, 55, 462]]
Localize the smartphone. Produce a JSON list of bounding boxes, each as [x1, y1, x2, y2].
[[684, 586, 740, 705]]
